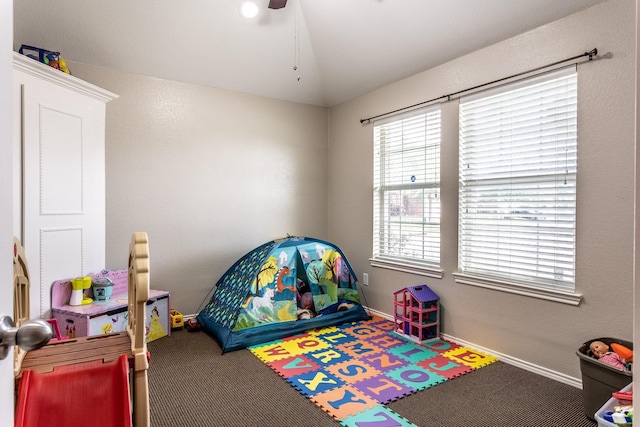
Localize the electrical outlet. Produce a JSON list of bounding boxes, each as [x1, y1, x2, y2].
[[362, 273, 369, 286]]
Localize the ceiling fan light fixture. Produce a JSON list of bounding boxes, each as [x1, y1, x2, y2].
[[239, 1, 259, 19], [268, 0, 287, 9]]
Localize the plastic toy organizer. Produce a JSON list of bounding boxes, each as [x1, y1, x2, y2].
[[50, 269, 170, 342]]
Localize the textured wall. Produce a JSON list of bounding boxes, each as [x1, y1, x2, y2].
[[66, 0, 633, 381], [69, 64, 329, 315], [327, 0, 634, 380]]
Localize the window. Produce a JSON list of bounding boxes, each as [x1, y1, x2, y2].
[[458, 67, 577, 295], [372, 107, 442, 275]]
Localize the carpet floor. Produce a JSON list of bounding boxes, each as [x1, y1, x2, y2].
[[148, 326, 598, 426]]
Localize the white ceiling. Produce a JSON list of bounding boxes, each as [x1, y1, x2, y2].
[[13, 0, 606, 107]]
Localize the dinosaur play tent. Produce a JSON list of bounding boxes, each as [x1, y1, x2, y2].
[[196, 236, 370, 352]]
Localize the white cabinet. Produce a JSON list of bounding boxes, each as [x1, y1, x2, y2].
[[13, 53, 118, 318]]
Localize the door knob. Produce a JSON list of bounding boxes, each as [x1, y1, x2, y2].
[[0, 316, 52, 360]]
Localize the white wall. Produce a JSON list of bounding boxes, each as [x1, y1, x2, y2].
[[1, 0, 15, 417], [46, 0, 633, 381], [67, 64, 329, 315], [328, 0, 635, 379]]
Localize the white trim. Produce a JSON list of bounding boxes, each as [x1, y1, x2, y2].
[[369, 257, 444, 279], [13, 52, 118, 103], [440, 333, 582, 389], [452, 272, 583, 306], [364, 307, 582, 389]]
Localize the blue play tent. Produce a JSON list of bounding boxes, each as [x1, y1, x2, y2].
[[196, 236, 370, 352]]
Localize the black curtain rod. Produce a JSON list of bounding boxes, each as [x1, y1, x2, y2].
[[360, 48, 598, 125]]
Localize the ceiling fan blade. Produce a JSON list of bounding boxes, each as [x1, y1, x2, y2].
[[268, 0, 287, 9]]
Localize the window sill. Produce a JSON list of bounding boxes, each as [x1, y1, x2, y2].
[[369, 258, 443, 279], [452, 273, 583, 306]]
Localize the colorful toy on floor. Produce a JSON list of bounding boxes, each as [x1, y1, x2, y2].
[[170, 309, 184, 329], [249, 315, 497, 426], [602, 405, 633, 425], [185, 318, 201, 332], [18, 44, 71, 74], [69, 277, 92, 306]]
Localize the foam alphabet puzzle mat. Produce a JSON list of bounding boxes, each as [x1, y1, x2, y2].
[[249, 316, 497, 426]]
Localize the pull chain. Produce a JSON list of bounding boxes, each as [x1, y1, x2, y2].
[[293, 0, 300, 81]]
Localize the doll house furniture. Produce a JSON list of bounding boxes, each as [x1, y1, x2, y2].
[[393, 284, 440, 343], [50, 270, 170, 342], [13, 232, 152, 427]]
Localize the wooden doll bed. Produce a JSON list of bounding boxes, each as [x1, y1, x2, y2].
[[13, 232, 151, 427]]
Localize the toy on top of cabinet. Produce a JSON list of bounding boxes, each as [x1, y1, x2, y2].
[[18, 44, 71, 74]]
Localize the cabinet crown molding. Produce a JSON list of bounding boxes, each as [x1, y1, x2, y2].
[[13, 52, 118, 103]]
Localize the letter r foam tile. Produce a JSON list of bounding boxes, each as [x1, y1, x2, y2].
[[307, 346, 351, 366], [340, 405, 418, 427]]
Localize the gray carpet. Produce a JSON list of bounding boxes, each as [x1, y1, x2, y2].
[[148, 328, 598, 427]]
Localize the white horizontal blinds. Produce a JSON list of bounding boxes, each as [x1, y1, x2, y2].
[[459, 67, 577, 292], [373, 106, 441, 266]]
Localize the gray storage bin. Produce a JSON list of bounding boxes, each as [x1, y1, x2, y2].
[[576, 337, 633, 421]]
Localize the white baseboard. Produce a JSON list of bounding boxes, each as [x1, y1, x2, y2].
[[187, 306, 582, 389], [363, 307, 582, 389]]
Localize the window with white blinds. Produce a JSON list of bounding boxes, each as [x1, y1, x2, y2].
[[458, 66, 577, 293], [373, 106, 441, 269]]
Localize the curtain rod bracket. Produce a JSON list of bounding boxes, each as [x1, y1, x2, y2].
[[587, 48, 597, 60]]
